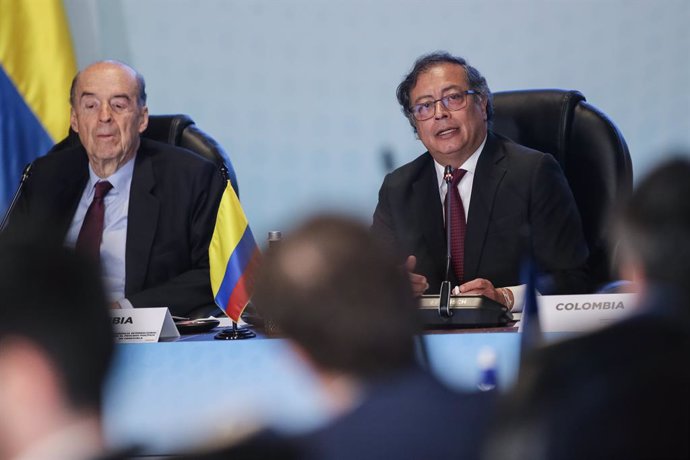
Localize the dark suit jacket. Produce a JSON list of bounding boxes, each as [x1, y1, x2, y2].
[[9, 138, 225, 317], [180, 368, 495, 460], [300, 368, 494, 460], [372, 132, 590, 294], [487, 289, 690, 460]]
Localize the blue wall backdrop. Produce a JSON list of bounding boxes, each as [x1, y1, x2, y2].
[[63, 0, 690, 244]]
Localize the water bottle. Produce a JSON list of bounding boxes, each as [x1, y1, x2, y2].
[[477, 346, 498, 391], [267, 230, 282, 249], [263, 231, 282, 336]]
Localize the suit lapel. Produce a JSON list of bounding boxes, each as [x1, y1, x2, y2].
[[125, 149, 160, 295], [58, 179, 88, 237], [465, 133, 507, 280], [412, 156, 447, 283], [53, 149, 90, 239]]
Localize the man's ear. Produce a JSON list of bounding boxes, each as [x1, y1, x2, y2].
[[620, 255, 644, 286], [138, 106, 149, 134], [479, 96, 488, 122], [617, 250, 645, 299], [70, 108, 79, 133]]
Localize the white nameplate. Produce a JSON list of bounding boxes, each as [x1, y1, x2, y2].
[[536, 293, 638, 333], [110, 307, 180, 343]]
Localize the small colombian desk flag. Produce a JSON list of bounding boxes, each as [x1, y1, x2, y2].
[[209, 180, 260, 322]]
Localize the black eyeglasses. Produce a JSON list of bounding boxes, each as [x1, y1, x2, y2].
[[409, 90, 478, 121]]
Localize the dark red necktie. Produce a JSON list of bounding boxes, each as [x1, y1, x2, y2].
[[76, 181, 113, 261], [445, 169, 467, 283]]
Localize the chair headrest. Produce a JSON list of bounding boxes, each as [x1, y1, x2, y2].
[[493, 89, 585, 166], [143, 114, 194, 145]]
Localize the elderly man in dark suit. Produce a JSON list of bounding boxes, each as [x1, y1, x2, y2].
[[8, 60, 225, 318], [372, 52, 590, 308]]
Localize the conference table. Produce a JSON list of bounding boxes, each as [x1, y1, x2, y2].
[[103, 322, 526, 455]]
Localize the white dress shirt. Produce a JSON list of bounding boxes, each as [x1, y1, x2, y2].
[[433, 136, 485, 221], [431, 136, 525, 311], [65, 156, 135, 306]]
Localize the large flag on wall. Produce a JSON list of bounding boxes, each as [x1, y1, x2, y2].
[[0, 0, 76, 214], [209, 181, 261, 322]]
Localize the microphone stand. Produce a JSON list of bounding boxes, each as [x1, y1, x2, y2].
[[0, 163, 33, 233], [418, 165, 513, 328], [439, 165, 453, 318]]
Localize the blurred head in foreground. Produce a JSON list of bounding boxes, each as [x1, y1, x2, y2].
[[253, 215, 420, 383], [0, 230, 114, 460], [486, 157, 690, 460], [615, 157, 690, 304]]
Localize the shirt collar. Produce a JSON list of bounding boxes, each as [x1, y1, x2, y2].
[[86, 154, 137, 195], [433, 134, 487, 189]]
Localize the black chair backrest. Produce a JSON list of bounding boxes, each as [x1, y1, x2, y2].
[[50, 114, 239, 196], [492, 89, 633, 286]]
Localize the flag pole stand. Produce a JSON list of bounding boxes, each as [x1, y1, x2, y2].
[[215, 321, 256, 340]]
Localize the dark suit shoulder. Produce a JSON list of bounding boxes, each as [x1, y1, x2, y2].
[[135, 138, 224, 190], [547, 308, 689, 363], [381, 152, 434, 189], [501, 309, 690, 460], [304, 368, 495, 460], [138, 138, 218, 171], [176, 429, 304, 460], [482, 132, 569, 196], [487, 131, 555, 166], [32, 143, 88, 177]]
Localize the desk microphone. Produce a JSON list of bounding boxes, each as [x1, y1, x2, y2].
[[0, 162, 33, 232], [439, 165, 454, 318], [418, 164, 513, 328]]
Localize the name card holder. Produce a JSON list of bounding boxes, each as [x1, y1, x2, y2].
[[536, 293, 638, 334], [110, 307, 180, 343]]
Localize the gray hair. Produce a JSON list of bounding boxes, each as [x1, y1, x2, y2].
[[69, 60, 147, 107], [396, 51, 493, 134]]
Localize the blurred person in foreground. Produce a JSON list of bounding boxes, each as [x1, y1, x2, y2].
[[485, 158, 690, 460], [185, 215, 494, 459], [0, 230, 120, 460], [372, 51, 590, 309]]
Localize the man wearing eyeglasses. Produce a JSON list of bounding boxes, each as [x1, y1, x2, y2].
[[372, 52, 590, 309]]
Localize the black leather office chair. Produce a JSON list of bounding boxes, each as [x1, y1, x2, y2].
[[492, 89, 633, 288], [50, 114, 239, 195]]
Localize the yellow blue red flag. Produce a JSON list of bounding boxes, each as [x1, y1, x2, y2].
[[0, 0, 76, 213], [209, 181, 260, 322]]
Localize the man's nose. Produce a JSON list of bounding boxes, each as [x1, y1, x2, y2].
[[98, 103, 112, 122], [434, 99, 449, 119]]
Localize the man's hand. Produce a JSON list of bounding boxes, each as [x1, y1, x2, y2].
[[453, 278, 513, 308], [404, 255, 429, 297]]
